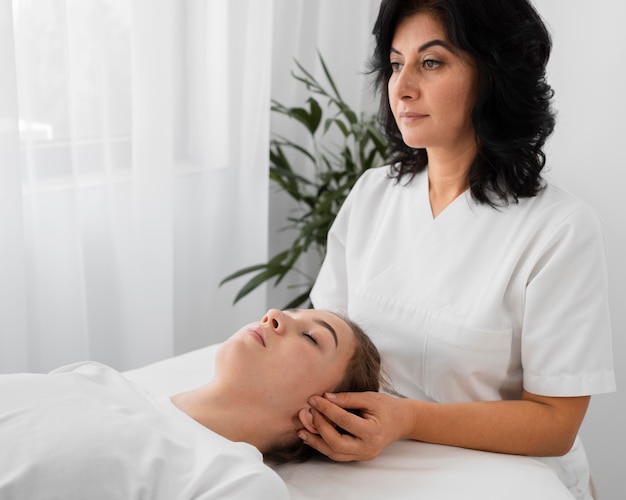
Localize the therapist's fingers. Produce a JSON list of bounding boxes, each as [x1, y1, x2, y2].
[[298, 413, 368, 462], [309, 392, 375, 435], [299, 392, 399, 462]]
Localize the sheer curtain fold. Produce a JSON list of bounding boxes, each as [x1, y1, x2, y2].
[[127, 0, 175, 368], [0, 0, 29, 372], [1, 0, 273, 373]]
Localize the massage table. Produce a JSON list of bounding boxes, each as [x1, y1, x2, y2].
[[125, 344, 574, 499]]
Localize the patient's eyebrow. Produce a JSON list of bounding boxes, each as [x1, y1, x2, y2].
[[314, 319, 338, 348]]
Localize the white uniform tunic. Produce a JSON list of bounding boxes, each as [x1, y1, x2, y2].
[[0, 362, 289, 500], [311, 166, 616, 499]]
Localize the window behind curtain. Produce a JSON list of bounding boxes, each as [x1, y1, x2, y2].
[[3, 0, 271, 373], [14, 0, 230, 194]]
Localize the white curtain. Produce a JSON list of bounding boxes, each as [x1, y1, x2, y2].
[[0, 0, 273, 373], [0, 0, 380, 374]]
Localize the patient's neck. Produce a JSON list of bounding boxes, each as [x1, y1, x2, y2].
[[170, 383, 295, 453]]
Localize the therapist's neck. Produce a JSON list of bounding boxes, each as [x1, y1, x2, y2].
[[426, 143, 475, 218], [170, 384, 298, 453]]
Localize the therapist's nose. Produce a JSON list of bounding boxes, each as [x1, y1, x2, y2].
[[391, 66, 422, 102], [263, 309, 287, 336]]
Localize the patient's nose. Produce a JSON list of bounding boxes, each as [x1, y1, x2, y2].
[[263, 309, 286, 335]]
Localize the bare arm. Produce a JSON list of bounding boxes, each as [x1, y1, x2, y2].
[[300, 390, 589, 461]]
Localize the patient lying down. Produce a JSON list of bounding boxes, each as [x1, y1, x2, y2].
[[0, 309, 381, 500]]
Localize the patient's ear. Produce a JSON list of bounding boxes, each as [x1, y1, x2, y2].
[[298, 407, 319, 434]]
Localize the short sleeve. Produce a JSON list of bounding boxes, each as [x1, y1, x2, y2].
[[522, 205, 616, 396]]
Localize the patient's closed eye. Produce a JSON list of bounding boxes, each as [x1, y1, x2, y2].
[[303, 332, 318, 345]]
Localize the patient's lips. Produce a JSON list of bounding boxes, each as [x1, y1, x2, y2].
[[248, 327, 266, 347]]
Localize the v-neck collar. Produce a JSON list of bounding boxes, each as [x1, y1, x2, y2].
[[423, 169, 471, 221]]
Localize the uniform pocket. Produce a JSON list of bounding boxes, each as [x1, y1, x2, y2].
[[423, 314, 513, 402]]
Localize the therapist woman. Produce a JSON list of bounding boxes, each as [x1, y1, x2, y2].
[[300, 1, 616, 499]]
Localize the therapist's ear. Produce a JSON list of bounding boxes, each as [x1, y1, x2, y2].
[[298, 407, 319, 434]]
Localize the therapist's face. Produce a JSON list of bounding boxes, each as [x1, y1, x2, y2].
[[216, 309, 355, 411], [388, 12, 478, 152]]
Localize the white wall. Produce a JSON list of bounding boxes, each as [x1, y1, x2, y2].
[[534, 2, 625, 498]]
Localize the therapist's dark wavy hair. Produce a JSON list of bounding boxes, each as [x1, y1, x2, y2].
[[264, 315, 382, 464], [371, 0, 556, 206]]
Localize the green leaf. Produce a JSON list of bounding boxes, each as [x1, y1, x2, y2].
[[283, 288, 313, 310], [271, 137, 316, 166], [272, 97, 322, 136], [219, 263, 272, 286], [325, 117, 350, 137], [233, 267, 285, 303], [317, 51, 343, 102], [306, 98, 322, 134]]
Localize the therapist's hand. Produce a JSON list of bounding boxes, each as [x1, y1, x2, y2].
[[298, 391, 412, 462]]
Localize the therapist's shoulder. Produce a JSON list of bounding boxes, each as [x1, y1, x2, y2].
[[516, 182, 609, 258], [533, 182, 605, 231], [357, 164, 393, 185], [350, 164, 400, 199]]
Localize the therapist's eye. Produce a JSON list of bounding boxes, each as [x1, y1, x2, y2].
[[390, 60, 403, 72], [303, 332, 318, 345]]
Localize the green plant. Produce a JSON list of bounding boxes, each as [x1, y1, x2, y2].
[[221, 53, 387, 308]]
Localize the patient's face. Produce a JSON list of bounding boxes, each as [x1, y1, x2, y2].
[[216, 309, 354, 412]]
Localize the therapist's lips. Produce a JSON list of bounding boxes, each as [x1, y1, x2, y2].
[[248, 327, 266, 347], [399, 111, 428, 122]]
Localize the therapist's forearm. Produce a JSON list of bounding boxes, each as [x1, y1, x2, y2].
[[400, 391, 590, 457]]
